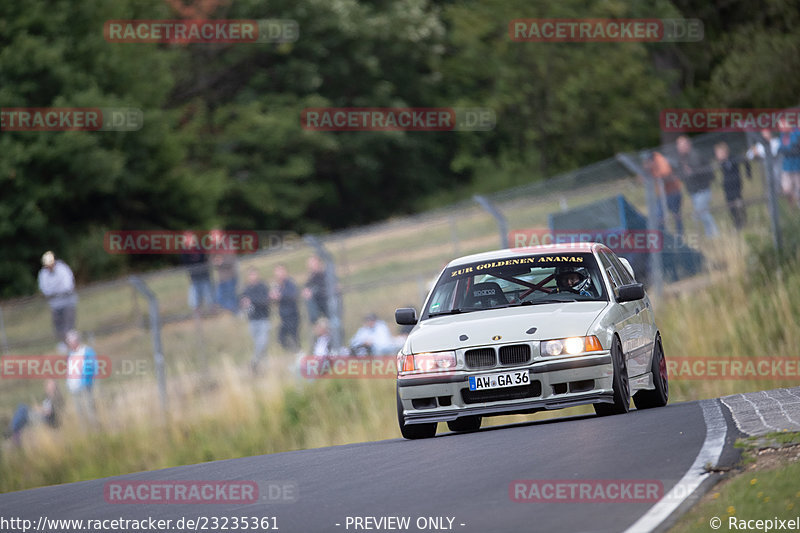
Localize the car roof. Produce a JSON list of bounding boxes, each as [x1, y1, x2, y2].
[[446, 242, 608, 268]]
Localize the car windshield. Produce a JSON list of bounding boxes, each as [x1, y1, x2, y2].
[[423, 253, 606, 318]]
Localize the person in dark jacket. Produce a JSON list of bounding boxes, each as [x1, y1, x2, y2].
[[240, 267, 271, 373], [180, 231, 214, 313], [714, 142, 747, 230], [211, 229, 239, 314], [675, 135, 718, 238], [302, 255, 329, 325], [271, 264, 300, 351]]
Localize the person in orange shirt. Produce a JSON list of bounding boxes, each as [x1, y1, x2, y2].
[[645, 151, 684, 236]]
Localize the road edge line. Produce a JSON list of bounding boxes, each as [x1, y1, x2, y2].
[[622, 399, 728, 533]]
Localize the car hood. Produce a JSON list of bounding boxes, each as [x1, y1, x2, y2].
[[409, 302, 609, 353]]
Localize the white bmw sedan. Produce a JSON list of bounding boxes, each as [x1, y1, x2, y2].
[[395, 242, 668, 439]]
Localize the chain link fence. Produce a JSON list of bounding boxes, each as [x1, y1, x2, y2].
[[0, 126, 788, 412]]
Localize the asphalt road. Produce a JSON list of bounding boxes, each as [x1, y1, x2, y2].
[[0, 399, 742, 533]]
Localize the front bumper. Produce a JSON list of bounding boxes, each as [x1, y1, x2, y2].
[[397, 352, 614, 425]]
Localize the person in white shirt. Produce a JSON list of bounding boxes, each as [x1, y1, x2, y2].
[[37, 251, 78, 344], [349, 313, 396, 356], [311, 318, 333, 357], [747, 128, 782, 188]]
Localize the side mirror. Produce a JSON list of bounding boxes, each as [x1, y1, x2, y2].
[[395, 307, 418, 326], [617, 283, 645, 303]]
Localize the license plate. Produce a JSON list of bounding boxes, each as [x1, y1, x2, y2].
[[468, 370, 530, 391]]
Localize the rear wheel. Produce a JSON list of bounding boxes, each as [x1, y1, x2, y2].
[[594, 336, 630, 416], [633, 335, 669, 409], [397, 389, 437, 439], [447, 416, 482, 433]]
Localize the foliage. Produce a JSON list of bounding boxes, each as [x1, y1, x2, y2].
[[2, 0, 799, 295]]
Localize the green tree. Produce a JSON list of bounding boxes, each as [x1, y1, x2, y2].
[[440, 0, 675, 186], [173, 0, 456, 229], [0, 0, 224, 295]]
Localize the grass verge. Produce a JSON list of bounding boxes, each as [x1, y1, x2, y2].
[[670, 433, 800, 533]]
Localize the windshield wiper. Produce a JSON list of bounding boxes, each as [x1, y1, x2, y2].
[[428, 308, 472, 317], [510, 299, 574, 306]]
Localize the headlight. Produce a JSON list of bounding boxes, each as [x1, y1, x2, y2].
[[398, 350, 457, 373], [540, 336, 603, 357]]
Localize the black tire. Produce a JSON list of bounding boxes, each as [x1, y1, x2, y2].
[[447, 416, 482, 433], [397, 389, 437, 439], [633, 335, 669, 409], [594, 336, 630, 416]]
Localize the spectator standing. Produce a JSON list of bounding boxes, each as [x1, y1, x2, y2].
[[645, 152, 684, 237], [675, 135, 718, 238], [65, 330, 97, 426], [777, 122, 800, 207], [302, 255, 329, 325], [213, 253, 239, 313], [271, 264, 300, 351], [747, 129, 782, 186], [239, 267, 271, 373], [180, 231, 214, 313], [37, 251, 78, 346], [714, 142, 747, 230], [210, 229, 239, 313]]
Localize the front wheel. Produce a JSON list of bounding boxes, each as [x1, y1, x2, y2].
[[633, 335, 669, 409], [594, 336, 630, 416], [397, 389, 437, 439]]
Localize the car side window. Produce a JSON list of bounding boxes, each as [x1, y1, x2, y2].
[[597, 251, 618, 289], [607, 266, 622, 289], [609, 253, 634, 285], [427, 279, 457, 315]]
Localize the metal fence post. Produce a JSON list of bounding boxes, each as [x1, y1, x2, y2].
[[748, 131, 782, 251], [473, 194, 509, 249], [615, 153, 664, 297], [303, 235, 344, 352], [0, 305, 9, 354], [129, 276, 167, 414]]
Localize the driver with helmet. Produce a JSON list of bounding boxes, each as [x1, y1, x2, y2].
[[554, 268, 593, 297]]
